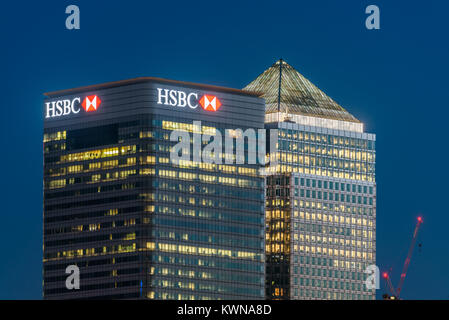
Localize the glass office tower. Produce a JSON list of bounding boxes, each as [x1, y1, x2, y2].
[[244, 60, 376, 300], [43, 78, 265, 299]]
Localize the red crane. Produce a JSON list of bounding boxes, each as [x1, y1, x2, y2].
[[383, 216, 423, 299]]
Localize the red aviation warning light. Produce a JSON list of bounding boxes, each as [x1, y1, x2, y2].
[[82, 95, 101, 112], [199, 95, 221, 111]]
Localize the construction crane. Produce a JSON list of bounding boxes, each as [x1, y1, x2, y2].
[[382, 216, 423, 300]]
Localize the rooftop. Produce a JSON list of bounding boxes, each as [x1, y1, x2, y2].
[[243, 60, 361, 123], [44, 77, 260, 99]]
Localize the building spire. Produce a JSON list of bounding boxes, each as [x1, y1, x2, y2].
[[277, 58, 283, 122]]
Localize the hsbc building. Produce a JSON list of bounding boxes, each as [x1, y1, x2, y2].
[[43, 77, 266, 299]]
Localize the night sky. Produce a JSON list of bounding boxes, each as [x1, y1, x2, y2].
[[1, 0, 448, 299]]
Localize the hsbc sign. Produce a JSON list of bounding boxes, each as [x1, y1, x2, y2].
[[45, 95, 102, 118], [45, 87, 222, 119], [157, 88, 198, 109], [157, 88, 221, 112]]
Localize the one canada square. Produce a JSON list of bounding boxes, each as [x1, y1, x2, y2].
[[244, 60, 376, 300]]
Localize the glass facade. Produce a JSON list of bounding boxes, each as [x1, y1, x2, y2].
[[43, 79, 265, 299], [264, 122, 376, 301], [244, 60, 376, 300], [43, 61, 376, 300]]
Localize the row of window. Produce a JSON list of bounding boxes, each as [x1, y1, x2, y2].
[[278, 140, 375, 162], [294, 177, 374, 194], [292, 289, 374, 300], [293, 277, 368, 292], [292, 265, 367, 280], [150, 278, 261, 296], [149, 266, 262, 285], [296, 189, 374, 205], [278, 129, 375, 150]]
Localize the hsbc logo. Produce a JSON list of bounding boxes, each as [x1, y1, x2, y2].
[[157, 88, 221, 112], [45, 95, 101, 118], [199, 95, 221, 111], [82, 95, 101, 112]]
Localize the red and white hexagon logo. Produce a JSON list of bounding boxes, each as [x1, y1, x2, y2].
[[82, 95, 101, 112], [199, 95, 221, 112]]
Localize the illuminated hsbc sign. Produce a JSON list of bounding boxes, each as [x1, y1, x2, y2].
[[45, 95, 101, 118], [157, 88, 221, 111]]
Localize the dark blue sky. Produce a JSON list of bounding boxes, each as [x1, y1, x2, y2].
[[1, 0, 448, 299]]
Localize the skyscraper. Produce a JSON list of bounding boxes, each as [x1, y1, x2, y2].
[[244, 60, 376, 300], [43, 77, 266, 299]]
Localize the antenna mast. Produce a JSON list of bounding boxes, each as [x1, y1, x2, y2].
[[277, 58, 283, 123]]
